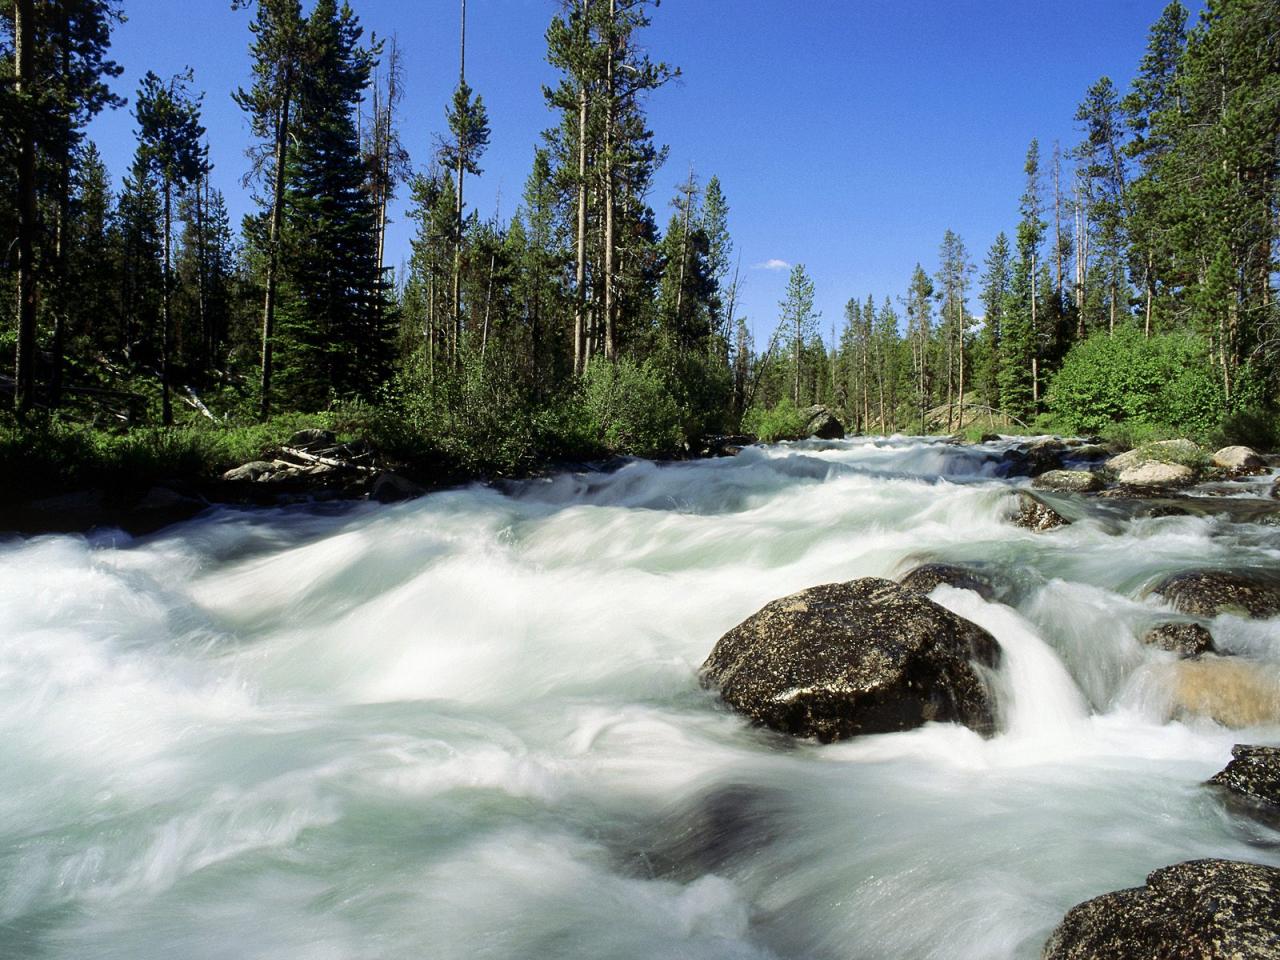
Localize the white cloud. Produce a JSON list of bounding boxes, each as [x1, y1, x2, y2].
[[753, 258, 791, 271]]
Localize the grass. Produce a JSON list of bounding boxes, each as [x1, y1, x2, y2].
[[0, 411, 349, 503]]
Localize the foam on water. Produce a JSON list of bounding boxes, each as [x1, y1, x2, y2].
[[0, 435, 1277, 959]]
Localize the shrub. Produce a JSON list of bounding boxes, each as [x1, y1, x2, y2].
[[579, 356, 683, 458], [742, 397, 809, 442], [1047, 327, 1224, 436]]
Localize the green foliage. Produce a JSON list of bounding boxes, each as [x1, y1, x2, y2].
[[1210, 407, 1280, 452], [578, 356, 683, 458], [0, 412, 338, 501], [742, 397, 808, 443], [1047, 326, 1224, 435]]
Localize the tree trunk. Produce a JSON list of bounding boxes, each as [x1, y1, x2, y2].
[[1031, 253, 1039, 407], [196, 169, 210, 370], [51, 156, 69, 409], [13, 0, 37, 418], [1053, 143, 1064, 303], [260, 76, 292, 420], [452, 0, 467, 367], [573, 82, 588, 376], [162, 180, 174, 427], [602, 0, 617, 361]]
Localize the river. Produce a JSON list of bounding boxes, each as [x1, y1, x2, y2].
[[1, 436, 1277, 959]]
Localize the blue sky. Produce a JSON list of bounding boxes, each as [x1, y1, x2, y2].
[[86, 0, 1193, 347]]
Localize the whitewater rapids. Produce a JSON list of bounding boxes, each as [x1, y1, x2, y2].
[[1, 436, 1277, 959]]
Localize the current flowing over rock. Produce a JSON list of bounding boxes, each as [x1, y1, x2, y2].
[[700, 577, 1001, 741], [2, 434, 1277, 960]]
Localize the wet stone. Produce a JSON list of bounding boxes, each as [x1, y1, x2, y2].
[[1149, 569, 1280, 619], [1042, 859, 1280, 960], [1141, 622, 1216, 658], [1209, 744, 1280, 811], [700, 578, 1001, 743]]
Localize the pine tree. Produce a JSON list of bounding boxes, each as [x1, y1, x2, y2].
[[134, 69, 207, 425], [439, 0, 489, 365], [1122, 2, 1187, 336], [978, 232, 1011, 411], [777, 264, 817, 405], [1074, 77, 1129, 335], [1000, 140, 1045, 421], [276, 0, 386, 407], [233, 0, 306, 416], [904, 264, 934, 431]]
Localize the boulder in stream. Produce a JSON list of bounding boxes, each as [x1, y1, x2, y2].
[[1105, 438, 1202, 474], [1042, 859, 1280, 960], [1117, 461, 1195, 488], [1209, 744, 1280, 811], [1148, 569, 1280, 619], [700, 578, 1001, 742], [1011, 491, 1070, 531], [1141, 622, 1216, 658], [898, 562, 997, 602], [1166, 656, 1280, 728], [1032, 470, 1103, 494], [801, 405, 845, 440], [1212, 445, 1264, 472]]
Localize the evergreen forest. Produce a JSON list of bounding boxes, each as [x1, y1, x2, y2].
[[2, 0, 1278, 494]]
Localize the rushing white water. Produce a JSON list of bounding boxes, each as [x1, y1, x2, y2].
[[1, 436, 1277, 960]]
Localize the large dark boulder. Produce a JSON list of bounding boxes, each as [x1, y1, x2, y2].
[[898, 562, 997, 602], [1042, 859, 1280, 960], [699, 578, 1001, 742], [1148, 569, 1280, 619], [801, 405, 845, 440], [1209, 744, 1280, 810]]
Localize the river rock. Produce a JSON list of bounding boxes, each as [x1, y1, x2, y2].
[[1106, 438, 1202, 473], [290, 428, 336, 449], [1212, 445, 1264, 472], [801, 405, 845, 440], [1042, 859, 1280, 960], [221, 460, 276, 482], [1117, 461, 1195, 487], [699, 578, 1001, 742], [1168, 657, 1280, 727], [1141, 622, 1216, 657], [1032, 470, 1104, 493], [898, 562, 997, 601], [1209, 744, 1280, 810], [1148, 569, 1280, 619], [1012, 491, 1070, 531], [371, 471, 426, 503], [1064, 443, 1109, 462]]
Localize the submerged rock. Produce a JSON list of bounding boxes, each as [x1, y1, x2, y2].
[[1012, 491, 1070, 531], [1142, 622, 1216, 658], [1209, 744, 1280, 811], [371, 472, 426, 503], [700, 578, 1000, 742], [1148, 569, 1280, 619], [898, 562, 997, 602], [801, 405, 845, 440], [1167, 657, 1280, 728], [1032, 469, 1103, 494], [1042, 859, 1280, 960]]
